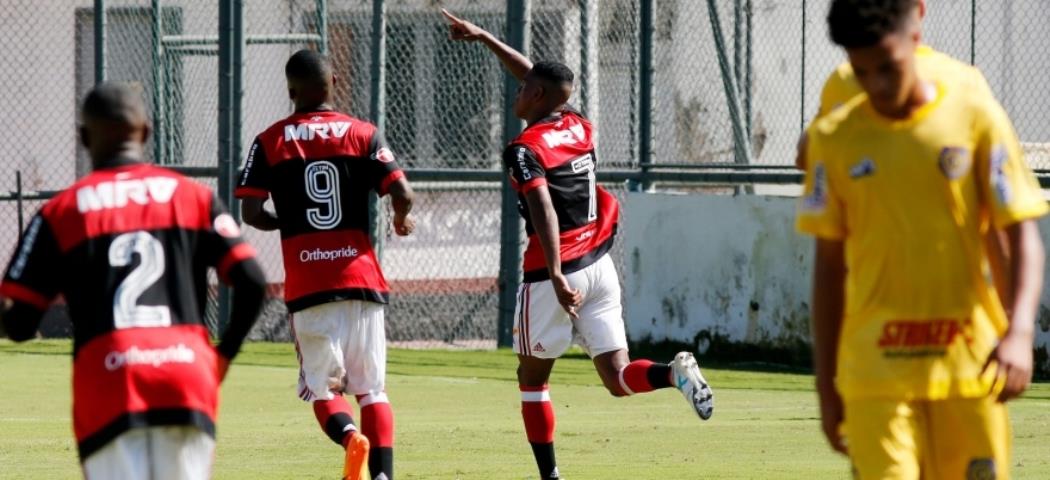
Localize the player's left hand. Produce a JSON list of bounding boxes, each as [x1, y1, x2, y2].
[[983, 329, 1034, 402], [394, 213, 415, 236]]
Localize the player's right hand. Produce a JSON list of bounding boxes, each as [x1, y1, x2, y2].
[[816, 383, 847, 455], [551, 273, 582, 320], [441, 9, 486, 41], [393, 213, 415, 236]]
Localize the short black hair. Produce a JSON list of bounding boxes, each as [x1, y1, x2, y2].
[[827, 0, 918, 48], [82, 81, 147, 125], [285, 49, 332, 84], [528, 61, 575, 86]]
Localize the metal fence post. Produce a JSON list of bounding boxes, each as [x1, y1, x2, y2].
[[216, 0, 239, 334], [94, 0, 106, 85], [151, 0, 165, 164], [498, 0, 530, 348], [637, 0, 654, 190], [970, 0, 976, 65], [368, 0, 385, 253], [704, 0, 751, 166], [800, 0, 806, 133], [317, 0, 329, 55]]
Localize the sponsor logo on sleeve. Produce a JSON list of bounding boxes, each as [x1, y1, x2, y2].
[[990, 144, 1011, 204], [9, 216, 42, 279], [517, 148, 532, 180], [938, 146, 972, 180], [800, 164, 829, 213]]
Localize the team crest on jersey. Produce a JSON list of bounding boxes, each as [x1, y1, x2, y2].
[[849, 157, 876, 179], [373, 147, 395, 163], [966, 458, 996, 480], [938, 146, 972, 180], [213, 213, 241, 238]]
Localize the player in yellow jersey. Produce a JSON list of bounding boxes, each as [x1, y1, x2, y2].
[[798, 1, 1047, 479]]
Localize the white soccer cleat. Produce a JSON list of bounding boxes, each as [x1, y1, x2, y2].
[[671, 352, 714, 420]]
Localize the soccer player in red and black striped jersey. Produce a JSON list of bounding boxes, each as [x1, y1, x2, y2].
[[443, 10, 715, 480], [0, 82, 266, 479], [236, 50, 414, 480]]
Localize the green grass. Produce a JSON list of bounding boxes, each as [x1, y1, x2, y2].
[[2, 340, 1049, 479]]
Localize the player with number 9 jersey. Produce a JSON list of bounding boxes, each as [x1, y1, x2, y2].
[[236, 50, 414, 480], [0, 82, 266, 479]]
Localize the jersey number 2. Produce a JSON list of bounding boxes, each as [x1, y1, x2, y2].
[[108, 231, 172, 329], [304, 161, 343, 230]]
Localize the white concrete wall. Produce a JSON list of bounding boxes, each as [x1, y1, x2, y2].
[[623, 192, 1050, 374]]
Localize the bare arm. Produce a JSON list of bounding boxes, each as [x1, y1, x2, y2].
[[442, 9, 533, 81], [387, 177, 416, 236], [811, 238, 847, 454], [986, 219, 1044, 401], [240, 197, 279, 231], [524, 186, 581, 318]]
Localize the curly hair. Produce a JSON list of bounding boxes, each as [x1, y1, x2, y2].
[[827, 0, 919, 48]]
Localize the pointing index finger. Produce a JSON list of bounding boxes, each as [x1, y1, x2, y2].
[[440, 8, 461, 24]]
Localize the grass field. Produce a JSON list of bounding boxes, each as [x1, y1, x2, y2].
[[1, 340, 1049, 479]]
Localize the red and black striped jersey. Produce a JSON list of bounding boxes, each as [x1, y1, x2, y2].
[[0, 162, 258, 459], [235, 110, 404, 312], [504, 108, 619, 282]]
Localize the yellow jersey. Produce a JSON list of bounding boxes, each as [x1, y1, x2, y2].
[[817, 45, 992, 117], [797, 72, 1048, 401]]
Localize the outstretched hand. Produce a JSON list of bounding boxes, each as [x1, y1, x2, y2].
[[441, 9, 487, 42]]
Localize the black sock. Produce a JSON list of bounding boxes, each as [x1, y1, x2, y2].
[[647, 363, 673, 389], [369, 447, 393, 480], [530, 442, 559, 479]]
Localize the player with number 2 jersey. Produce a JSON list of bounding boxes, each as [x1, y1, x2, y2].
[[0, 82, 266, 479]]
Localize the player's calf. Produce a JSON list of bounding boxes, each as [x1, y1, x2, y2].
[[357, 392, 395, 480]]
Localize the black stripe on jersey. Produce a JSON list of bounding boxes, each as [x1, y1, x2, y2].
[[522, 232, 616, 283], [77, 408, 215, 459], [285, 287, 390, 313]]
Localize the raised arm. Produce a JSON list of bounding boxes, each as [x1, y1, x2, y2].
[[442, 9, 533, 81]]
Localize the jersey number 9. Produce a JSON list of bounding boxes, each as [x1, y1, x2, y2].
[[304, 160, 343, 230]]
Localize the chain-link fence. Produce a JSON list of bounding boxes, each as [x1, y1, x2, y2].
[[4, 0, 1050, 348]]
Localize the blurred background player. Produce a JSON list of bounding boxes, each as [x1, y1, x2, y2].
[[236, 49, 414, 480], [798, 0, 1047, 478], [0, 82, 266, 479], [443, 10, 713, 480]]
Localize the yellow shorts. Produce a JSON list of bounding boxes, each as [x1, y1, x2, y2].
[[843, 396, 1010, 480]]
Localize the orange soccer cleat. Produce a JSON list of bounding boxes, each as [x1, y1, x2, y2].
[[342, 432, 371, 480]]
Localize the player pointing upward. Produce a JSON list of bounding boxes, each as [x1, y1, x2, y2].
[[444, 10, 713, 480]]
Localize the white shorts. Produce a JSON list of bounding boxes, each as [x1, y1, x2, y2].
[[513, 254, 628, 359], [291, 300, 387, 401], [82, 426, 214, 480]]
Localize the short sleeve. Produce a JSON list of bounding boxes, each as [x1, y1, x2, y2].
[[0, 213, 61, 310], [200, 196, 258, 283], [366, 131, 405, 196], [235, 136, 271, 199], [817, 65, 860, 118], [503, 144, 547, 194], [974, 99, 1049, 228], [796, 134, 847, 240]]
